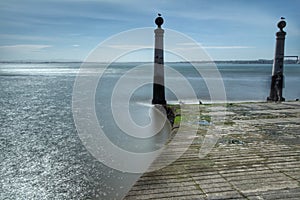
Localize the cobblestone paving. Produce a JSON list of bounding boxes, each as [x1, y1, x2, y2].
[[125, 101, 300, 199]]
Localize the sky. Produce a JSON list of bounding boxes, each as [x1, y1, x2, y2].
[[0, 0, 299, 62]]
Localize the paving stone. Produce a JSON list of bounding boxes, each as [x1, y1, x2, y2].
[[124, 102, 300, 199]]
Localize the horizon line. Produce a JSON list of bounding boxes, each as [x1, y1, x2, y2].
[[1, 58, 299, 64]]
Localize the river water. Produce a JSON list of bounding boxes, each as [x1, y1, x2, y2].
[[0, 62, 299, 199]]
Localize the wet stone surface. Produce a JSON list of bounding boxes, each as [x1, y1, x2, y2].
[[125, 101, 300, 200]]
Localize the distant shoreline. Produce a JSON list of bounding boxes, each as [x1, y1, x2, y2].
[[0, 59, 299, 64]]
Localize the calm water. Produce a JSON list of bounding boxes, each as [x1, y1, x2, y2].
[[1, 62, 299, 101], [1, 62, 299, 199]]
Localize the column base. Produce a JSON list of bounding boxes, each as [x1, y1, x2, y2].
[[267, 74, 284, 102], [152, 99, 167, 105], [267, 96, 285, 102]]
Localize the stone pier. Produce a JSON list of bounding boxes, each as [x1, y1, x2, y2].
[[125, 101, 300, 199]]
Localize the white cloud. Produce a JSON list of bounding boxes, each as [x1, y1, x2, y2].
[[0, 34, 56, 42], [0, 44, 52, 52], [176, 42, 203, 46], [174, 43, 254, 50], [107, 44, 152, 50], [72, 44, 80, 47], [203, 46, 255, 49]]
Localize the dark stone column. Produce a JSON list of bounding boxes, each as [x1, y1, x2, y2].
[[268, 18, 287, 102], [152, 14, 166, 105]]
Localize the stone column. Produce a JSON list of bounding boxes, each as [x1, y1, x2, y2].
[[267, 18, 287, 102], [152, 14, 166, 105]]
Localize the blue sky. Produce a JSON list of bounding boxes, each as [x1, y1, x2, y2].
[[0, 0, 299, 61]]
